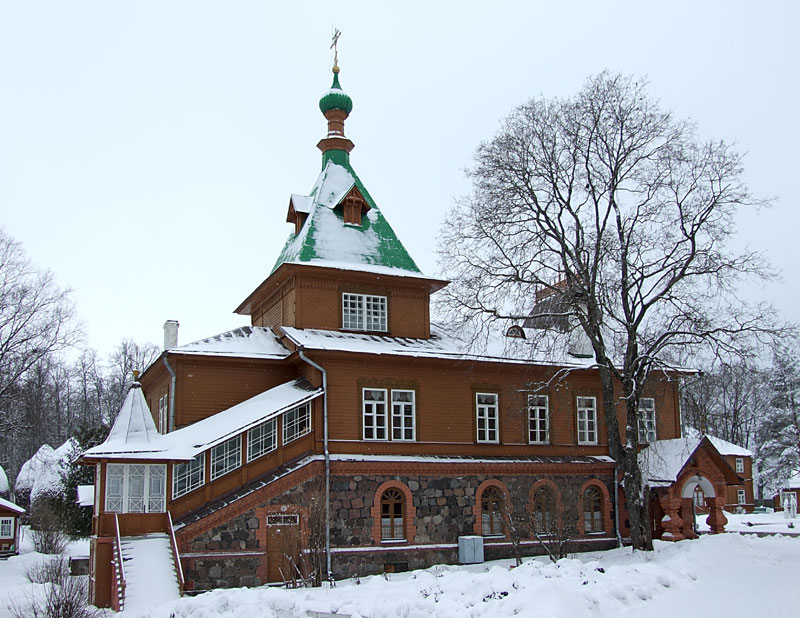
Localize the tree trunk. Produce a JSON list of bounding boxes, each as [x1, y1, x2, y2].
[[597, 362, 653, 551]]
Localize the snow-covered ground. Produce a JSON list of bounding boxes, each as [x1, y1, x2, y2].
[[0, 529, 98, 618], [1, 513, 798, 618]]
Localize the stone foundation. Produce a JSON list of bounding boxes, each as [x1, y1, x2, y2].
[[178, 464, 618, 587]]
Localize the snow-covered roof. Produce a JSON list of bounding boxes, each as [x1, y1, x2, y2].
[[289, 194, 313, 214], [639, 435, 704, 487], [703, 435, 750, 457], [83, 378, 323, 461], [271, 161, 424, 277], [168, 326, 291, 360], [282, 324, 599, 369], [683, 428, 751, 457], [105, 383, 160, 448], [0, 496, 24, 514]]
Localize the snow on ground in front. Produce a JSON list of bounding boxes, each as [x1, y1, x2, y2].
[[0, 531, 105, 618], [1, 513, 798, 618], [121, 534, 181, 613], [125, 530, 799, 618]]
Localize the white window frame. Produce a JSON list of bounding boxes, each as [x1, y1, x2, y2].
[[158, 393, 169, 434], [637, 398, 656, 444], [363, 388, 388, 440], [248, 417, 278, 462], [735, 457, 744, 474], [105, 463, 167, 513], [0, 517, 13, 539], [737, 489, 746, 505], [476, 393, 499, 443], [342, 293, 387, 332], [577, 396, 598, 445], [391, 390, 416, 441], [210, 436, 242, 481], [283, 402, 312, 444], [528, 395, 549, 444], [172, 453, 206, 499]]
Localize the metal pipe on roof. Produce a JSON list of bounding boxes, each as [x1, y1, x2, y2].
[[297, 347, 331, 581], [162, 356, 177, 433]]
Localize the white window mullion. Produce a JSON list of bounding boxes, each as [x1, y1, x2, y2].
[[363, 388, 387, 440], [391, 390, 416, 441]]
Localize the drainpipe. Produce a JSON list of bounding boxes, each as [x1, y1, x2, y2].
[[162, 356, 177, 432], [297, 347, 330, 580], [614, 462, 623, 548]]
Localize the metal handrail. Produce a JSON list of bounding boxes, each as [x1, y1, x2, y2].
[[167, 511, 185, 593], [113, 513, 126, 611]]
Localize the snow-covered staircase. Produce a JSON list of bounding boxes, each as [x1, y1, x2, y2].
[[120, 533, 181, 613]]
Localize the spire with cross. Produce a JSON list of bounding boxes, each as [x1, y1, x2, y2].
[[331, 28, 341, 71]]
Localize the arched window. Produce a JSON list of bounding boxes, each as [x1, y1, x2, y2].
[[380, 488, 405, 540], [693, 484, 705, 508], [481, 486, 505, 536], [583, 486, 603, 533], [532, 486, 556, 534]]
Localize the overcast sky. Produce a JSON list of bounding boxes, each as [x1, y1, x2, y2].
[[2, 1, 797, 358]]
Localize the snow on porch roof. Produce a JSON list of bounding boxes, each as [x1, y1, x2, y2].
[[0, 496, 25, 514], [639, 435, 704, 487], [82, 378, 322, 462], [167, 326, 291, 360]]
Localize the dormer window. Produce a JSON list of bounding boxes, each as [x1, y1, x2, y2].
[[343, 293, 387, 332], [341, 187, 369, 226]]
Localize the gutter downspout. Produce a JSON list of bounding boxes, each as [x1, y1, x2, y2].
[[614, 462, 623, 548], [162, 356, 177, 433], [297, 347, 331, 580]]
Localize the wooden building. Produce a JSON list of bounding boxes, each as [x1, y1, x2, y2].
[[0, 496, 24, 557], [81, 64, 746, 607]]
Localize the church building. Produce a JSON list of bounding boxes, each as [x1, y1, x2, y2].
[[81, 59, 745, 609]]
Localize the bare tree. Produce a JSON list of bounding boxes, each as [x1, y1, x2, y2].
[[0, 229, 81, 412], [439, 72, 780, 550], [682, 359, 769, 448], [103, 339, 160, 421]]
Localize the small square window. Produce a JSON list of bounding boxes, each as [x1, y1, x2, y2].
[[342, 293, 387, 332], [0, 517, 13, 539]]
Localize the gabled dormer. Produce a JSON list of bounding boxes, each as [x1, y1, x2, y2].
[[236, 65, 447, 338]]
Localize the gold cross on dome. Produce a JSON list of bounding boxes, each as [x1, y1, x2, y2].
[[331, 28, 341, 68]]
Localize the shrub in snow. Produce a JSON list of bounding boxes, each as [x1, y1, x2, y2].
[[9, 556, 100, 618], [29, 497, 68, 555], [0, 463, 10, 499]]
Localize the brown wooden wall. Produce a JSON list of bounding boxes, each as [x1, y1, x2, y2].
[[311, 351, 682, 458], [722, 454, 754, 511], [141, 356, 298, 429], [249, 267, 433, 339]]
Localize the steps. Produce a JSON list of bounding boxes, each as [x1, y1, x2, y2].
[[120, 533, 181, 613]]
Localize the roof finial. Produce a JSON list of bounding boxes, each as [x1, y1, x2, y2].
[[331, 27, 341, 73]]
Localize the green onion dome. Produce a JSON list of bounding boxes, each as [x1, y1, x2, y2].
[[319, 67, 353, 115]]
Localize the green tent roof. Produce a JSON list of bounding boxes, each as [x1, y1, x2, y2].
[[272, 160, 424, 277]]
